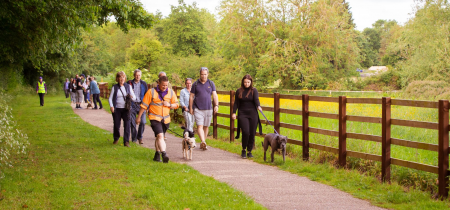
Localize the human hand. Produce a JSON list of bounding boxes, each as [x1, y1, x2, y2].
[[36, 91, 38, 94], [213, 106, 218, 113], [232, 113, 236, 120], [185, 107, 189, 112], [189, 109, 194, 115], [136, 118, 141, 125], [110, 107, 114, 113], [163, 101, 170, 107], [258, 106, 262, 112]]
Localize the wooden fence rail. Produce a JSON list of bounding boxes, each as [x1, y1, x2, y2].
[[212, 91, 450, 199], [98, 83, 449, 199]]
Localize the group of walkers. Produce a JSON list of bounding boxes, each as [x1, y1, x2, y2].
[[63, 74, 103, 109], [44, 66, 262, 163], [108, 67, 262, 163]]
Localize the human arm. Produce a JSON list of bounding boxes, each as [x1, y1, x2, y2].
[[254, 88, 262, 111], [168, 89, 179, 109], [179, 89, 187, 111], [129, 85, 136, 101], [189, 92, 195, 115], [136, 107, 146, 125], [212, 91, 219, 113], [232, 89, 239, 120], [45, 82, 47, 93], [109, 86, 115, 113]]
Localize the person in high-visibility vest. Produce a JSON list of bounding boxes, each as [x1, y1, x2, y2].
[[36, 76, 47, 106], [136, 76, 179, 163]]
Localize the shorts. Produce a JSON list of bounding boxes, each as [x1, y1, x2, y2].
[[76, 90, 84, 103], [150, 120, 170, 137], [194, 109, 213, 126]]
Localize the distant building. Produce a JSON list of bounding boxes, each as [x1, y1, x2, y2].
[[368, 66, 388, 72]]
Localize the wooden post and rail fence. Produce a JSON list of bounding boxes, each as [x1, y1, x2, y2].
[[98, 83, 450, 199]]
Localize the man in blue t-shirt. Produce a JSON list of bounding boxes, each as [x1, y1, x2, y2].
[[189, 67, 219, 150]]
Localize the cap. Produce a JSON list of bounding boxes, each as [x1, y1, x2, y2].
[[39, 77, 43, 80], [81, 74, 85, 78]]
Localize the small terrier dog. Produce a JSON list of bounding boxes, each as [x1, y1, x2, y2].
[[182, 131, 196, 160], [86, 102, 93, 109]]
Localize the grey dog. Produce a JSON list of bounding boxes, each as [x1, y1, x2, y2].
[[262, 133, 288, 162]]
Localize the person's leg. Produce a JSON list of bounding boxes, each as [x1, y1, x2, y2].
[[137, 110, 146, 144], [120, 108, 131, 146], [129, 103, 138, 142], [92, 94, 98, 108], [238, 116, 251, 150], [38, 93, 44, 106], [97, 94, 103, 108], [247, 114, 258, 157], [112, 109, 121, 144]]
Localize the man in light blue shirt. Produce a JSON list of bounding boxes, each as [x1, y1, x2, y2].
[[180, 78, 194, 137]]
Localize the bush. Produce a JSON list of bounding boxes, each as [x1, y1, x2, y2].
[[0, 92, 29, 178], [403, 80, 450, 100]]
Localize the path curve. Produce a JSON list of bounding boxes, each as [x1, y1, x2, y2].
[[71, 104, 384, 210]]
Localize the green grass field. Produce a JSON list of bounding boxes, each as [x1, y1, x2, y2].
[[0, 94, 264, 209]]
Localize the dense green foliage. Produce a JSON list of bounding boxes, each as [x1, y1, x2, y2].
[[0, 0, 154, 89], [2, 0, 450, 95]]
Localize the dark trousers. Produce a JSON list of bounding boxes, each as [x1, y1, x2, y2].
[[112, 108, 130, 144], [64, 89, 69, 98], [238, 112, 258, 151], [84, 92, 88, 103], [130, 102, 146, 141], [92, 94, 102, 109], [38, 93, 45, 106]]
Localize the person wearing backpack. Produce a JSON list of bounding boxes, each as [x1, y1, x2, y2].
[[136, 76, 179, 163], [109, 71, 136, 147], [127, 69, 148, 144], [189, 67, 219, 151]]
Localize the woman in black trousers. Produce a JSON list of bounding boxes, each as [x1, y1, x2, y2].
[[108, 71, 136, 147], [232, 74, 262, 158]]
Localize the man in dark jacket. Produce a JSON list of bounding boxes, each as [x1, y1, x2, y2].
[[128, 69, 148, 144]]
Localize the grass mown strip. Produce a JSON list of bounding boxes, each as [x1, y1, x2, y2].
[[206, 134, 450, 210], [0, 95, 264, 209]]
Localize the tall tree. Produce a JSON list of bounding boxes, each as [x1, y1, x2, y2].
[[0, 0, 154, 88], [160, 0, 212, 56]]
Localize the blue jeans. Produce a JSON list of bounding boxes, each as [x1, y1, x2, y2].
[[130, 102, 146, 141]]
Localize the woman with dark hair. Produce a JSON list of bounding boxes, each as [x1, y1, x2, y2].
[[108, 71, 136, 147], [232, 74, 262, 158]]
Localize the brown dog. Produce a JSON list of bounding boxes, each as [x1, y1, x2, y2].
[[262, 133, 288, 162]]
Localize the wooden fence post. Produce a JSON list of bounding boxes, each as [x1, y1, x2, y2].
[[302, 94, 309, 161], [339, 96, 347, 167], [382, 97, 392, 183], [213, 88, 217, 139], [230, 90, 235, 142], [438, 100, 449, 199], [274, 93, 280, 134]]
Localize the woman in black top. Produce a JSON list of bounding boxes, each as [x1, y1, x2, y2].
[[232, 74, 262, 158]]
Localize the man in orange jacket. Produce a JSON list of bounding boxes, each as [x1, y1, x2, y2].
[[136, 76, 179, 163]]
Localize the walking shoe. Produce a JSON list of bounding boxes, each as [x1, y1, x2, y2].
[[124, 141, 130, 147], [113, 139, 118, 145], [241, 150, 247, 159], [138, 139, 143, 144], [99, 107, 103, 109], [161, 152, 169, 163], [200, 142, 208, 150], [247, 152, 254, 158], [93, 107, 98, 109], [153, 151, 162, 162]]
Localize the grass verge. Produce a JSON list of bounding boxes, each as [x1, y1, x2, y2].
[[0, 94, 264, 209]]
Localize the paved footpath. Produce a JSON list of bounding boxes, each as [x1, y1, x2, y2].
[[72, 104, 384, 210]]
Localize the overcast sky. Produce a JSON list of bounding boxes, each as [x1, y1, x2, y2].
[[140, 0, 419, 31]]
